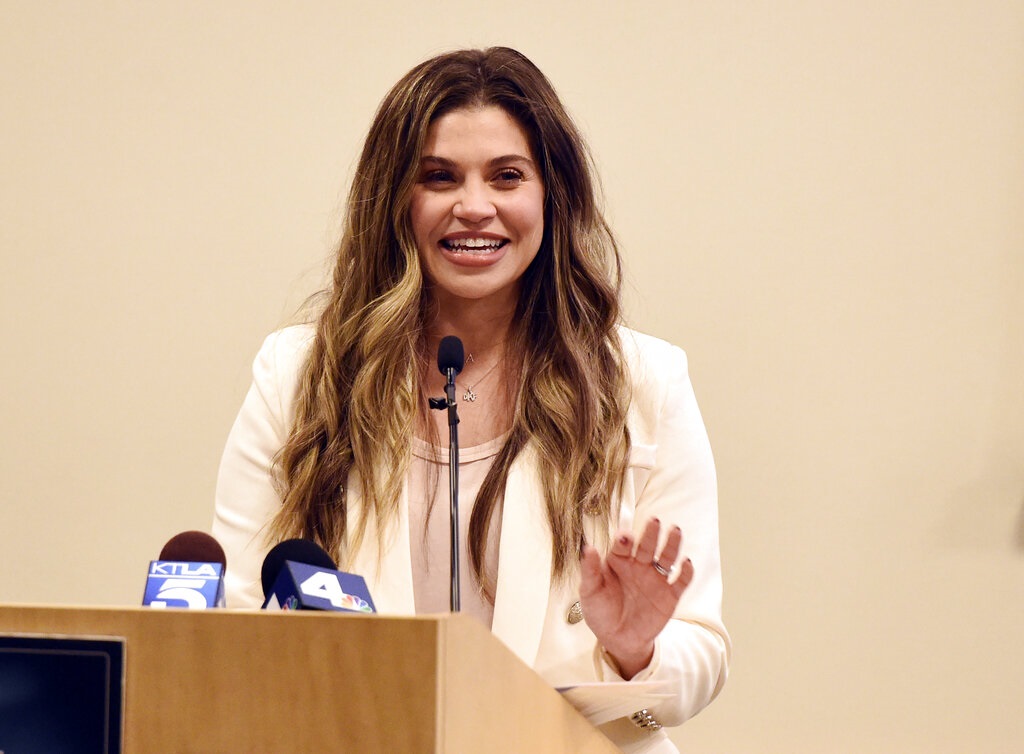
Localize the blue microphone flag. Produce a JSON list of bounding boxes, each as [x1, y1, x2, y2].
[[262, 561, 375, 613], [142, 561, 225, 609]]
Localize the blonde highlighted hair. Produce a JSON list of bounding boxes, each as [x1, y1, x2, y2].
[[270, 47, 631, 591]]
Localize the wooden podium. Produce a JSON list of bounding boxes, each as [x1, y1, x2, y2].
[[0, 604, 620, 753]]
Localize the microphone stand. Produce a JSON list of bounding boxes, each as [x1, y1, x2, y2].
[[429, 357, 462, 612]]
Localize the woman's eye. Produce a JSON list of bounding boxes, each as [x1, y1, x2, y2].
[[493, 168, 525, 186], [422, 169, 455, 185]]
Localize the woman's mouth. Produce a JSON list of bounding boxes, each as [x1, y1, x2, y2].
[[440, 237, 509, 255]]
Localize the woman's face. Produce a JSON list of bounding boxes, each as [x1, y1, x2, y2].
[[410, 105, 545, 313]]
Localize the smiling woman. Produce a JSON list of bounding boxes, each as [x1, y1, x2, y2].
[[412, 106, 545, 313], [212, 47, 729, 754]]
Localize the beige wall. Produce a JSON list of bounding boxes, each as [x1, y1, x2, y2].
[[2, 2, 1021, 752]]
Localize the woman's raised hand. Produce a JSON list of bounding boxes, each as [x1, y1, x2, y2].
[[579, 517, 693, 679]]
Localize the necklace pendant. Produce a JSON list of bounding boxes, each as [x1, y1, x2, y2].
[[463, 386, 477, 402]]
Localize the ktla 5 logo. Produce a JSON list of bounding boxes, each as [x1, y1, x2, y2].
[[147, 561, 222, 609]]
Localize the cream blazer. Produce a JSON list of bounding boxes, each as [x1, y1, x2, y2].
[[213, 325, 730, 753]]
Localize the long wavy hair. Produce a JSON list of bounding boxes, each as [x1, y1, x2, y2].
[[269, 47, 631, 591]]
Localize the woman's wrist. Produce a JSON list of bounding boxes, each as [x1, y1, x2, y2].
[[601, 642, 655, 680]]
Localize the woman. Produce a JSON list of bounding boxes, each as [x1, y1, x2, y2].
[[213, 47, 729, 753]]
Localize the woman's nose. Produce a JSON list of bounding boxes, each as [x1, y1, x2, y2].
[[453, 181, 496, 223]]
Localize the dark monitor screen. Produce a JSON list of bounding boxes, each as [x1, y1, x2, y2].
[[0, 635, 124, 754]]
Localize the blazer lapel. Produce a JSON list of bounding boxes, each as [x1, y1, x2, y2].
[[345, 475, 417, 616], [490, 445, 552, 667]]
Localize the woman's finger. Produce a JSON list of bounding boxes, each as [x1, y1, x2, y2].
[[655, 525, 684, 571], [633, 517, 661, 564], [608, 529, 634, 559], [669, 557, 695, 594]]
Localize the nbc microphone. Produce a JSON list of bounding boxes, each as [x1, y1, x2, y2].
[[260, 538, 375, 613], [142, 530, 227, 609]]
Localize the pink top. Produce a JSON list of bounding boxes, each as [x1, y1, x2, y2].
[[408, 434, 506, 627]]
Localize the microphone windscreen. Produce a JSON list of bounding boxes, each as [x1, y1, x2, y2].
[[261, 538, 337, 598], [437, 335, 465, 375], [159, 531, 227, 567]]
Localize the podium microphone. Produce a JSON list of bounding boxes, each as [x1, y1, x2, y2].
[[142, 531, 226, 609], [260, 538, 375, 614], [428, 335, 464, 613]]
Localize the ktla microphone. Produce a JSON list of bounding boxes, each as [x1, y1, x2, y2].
[[142, 530, 227, 609], [260, 538, 376, 614]]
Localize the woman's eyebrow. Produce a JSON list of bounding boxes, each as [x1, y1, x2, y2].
[[487, 154, 535, 168], [418, 154, 536, 168], [419, 155, 455, 167]]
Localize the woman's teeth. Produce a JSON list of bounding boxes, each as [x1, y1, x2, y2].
[[443, 238, 506, 254]]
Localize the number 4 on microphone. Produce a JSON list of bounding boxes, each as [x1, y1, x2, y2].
[[299, 571, 373, 613]]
